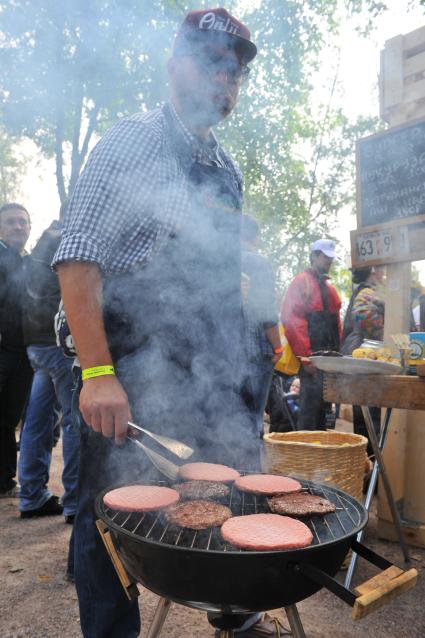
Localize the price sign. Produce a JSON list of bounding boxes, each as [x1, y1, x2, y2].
[[355, 229, 394, 263], [351, 219, 425, 268]]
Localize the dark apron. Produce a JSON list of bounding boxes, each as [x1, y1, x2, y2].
[[306, 275, 340, 353], [102, 149, 254, 465]]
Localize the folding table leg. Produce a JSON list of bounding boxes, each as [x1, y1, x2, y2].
[[361, 405, 410, 564], [345, 408, 392, 589]]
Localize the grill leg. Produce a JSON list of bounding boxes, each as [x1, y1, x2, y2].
[[217, 632, 234, 638], [145, 597, 172, 638], [285, 605, 307, 638]]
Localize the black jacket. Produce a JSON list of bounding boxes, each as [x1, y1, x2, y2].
[[0, 240, 27, 352], [22, 221, 62, 346]]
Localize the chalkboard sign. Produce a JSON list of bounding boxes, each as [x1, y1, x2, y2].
[[357, 119, 425, 228]]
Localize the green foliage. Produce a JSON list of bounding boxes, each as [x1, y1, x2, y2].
[[0, 0, 387, 292], [0, 0, 181, 199], [0, 127, 26, 202], [221, 1, 386, 289]]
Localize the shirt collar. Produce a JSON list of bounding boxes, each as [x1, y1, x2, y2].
[[308, 267, 330, 281], [167, 101, 222, 166]]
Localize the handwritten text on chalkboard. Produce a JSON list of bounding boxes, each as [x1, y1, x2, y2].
[[358, 120, 425, 227]]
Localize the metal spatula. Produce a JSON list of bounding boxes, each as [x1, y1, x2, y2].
[[127, 436, 180, 481], [128, 421, 193, 460]]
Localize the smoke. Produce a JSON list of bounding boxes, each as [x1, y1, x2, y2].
[[56, 28, 263, 477]]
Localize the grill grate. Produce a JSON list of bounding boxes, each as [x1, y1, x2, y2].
[[100, 478, 364, 553]]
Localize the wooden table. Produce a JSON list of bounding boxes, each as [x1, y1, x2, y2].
[[324, 374, 425, 411], [323, 374, 425, 588]]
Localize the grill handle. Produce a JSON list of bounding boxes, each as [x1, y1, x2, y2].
[[293, 539, 418, 620], [96, 520, 140, 601]]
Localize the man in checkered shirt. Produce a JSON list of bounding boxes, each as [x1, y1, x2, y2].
[[52, 9, 279, 638]]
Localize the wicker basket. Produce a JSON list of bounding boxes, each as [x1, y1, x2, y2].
[[262, 430, 368, 501]]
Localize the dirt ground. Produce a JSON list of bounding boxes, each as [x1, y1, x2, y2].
[[1, 424, 424, 638]]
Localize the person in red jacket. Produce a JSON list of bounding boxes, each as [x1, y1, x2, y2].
[[280, 239, 342, 430]]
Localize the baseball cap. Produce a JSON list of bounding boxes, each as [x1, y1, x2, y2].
[[173, 8, 257, 64], [311, 239, 337, 259]]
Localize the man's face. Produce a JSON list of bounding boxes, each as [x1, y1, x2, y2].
[[312, 251, 333, 275], [0, 207, 30, 252], [170, 43, 247, 128]]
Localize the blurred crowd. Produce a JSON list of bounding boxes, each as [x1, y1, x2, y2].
[[3, 198, 416, 510]]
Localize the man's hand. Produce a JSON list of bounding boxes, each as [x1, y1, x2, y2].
[[80, 375, 132, 444]]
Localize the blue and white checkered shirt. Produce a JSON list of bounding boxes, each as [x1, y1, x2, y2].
[[53, 103, 243, 274]]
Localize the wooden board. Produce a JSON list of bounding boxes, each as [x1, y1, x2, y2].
[[378, 517, 425, 549], [380, 26, 425, 124], [403, 410, 425, 522], [354, 565, 403, 597], [323, 374, 425, 410], [350, 217, 425, 268], [368, 24, 425, 547], [378, 262, 411, 527], [352, 567, 418, 620]]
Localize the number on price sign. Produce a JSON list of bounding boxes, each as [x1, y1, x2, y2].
[[351, 219, 425, 268], [356, 230, 393, 263]]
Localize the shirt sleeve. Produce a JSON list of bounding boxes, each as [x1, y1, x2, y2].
[[52, 116, 162, 272]]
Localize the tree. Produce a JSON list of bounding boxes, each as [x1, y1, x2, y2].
[[0, 0, 386, 290], [0, 0, 183, 202], [0, 127, 26, 201], [219, 0, 387, 288]]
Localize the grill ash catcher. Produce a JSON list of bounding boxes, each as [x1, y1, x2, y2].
[[95, 478, 417, 638]]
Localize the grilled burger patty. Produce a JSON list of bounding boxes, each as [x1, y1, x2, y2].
[[173, 480, 230, 501], [166, 499, 232, 530], [268, 492, 336, 517]]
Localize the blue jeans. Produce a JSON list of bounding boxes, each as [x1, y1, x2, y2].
[[18, 345, 80, 516], [71, 376, 142, 638]]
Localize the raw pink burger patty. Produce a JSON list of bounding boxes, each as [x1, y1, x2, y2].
[[178, 462, 240, 483], [221, 513, 313, 550], [235, 474, 302, 496], [104, 485, 180, 512]]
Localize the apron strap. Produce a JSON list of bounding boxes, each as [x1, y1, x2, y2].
[[318, 276, 329, 312]]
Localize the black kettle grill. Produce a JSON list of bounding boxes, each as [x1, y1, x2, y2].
[[95, 477, 417, 637]]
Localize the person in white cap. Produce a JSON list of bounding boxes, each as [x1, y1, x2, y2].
[[280, 239, 342, 430]]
